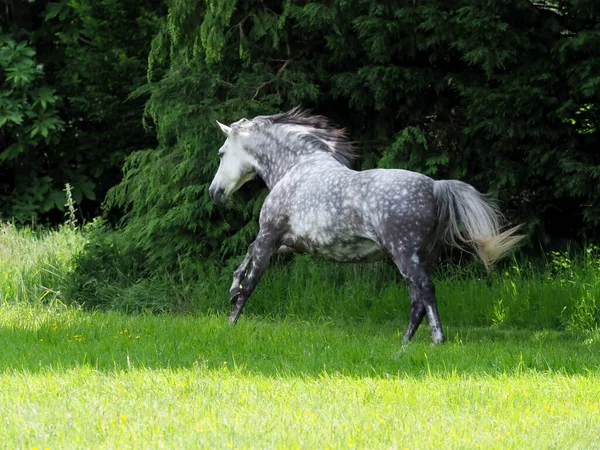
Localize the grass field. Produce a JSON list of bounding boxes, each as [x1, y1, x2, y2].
[[1, 223, 600, 448]]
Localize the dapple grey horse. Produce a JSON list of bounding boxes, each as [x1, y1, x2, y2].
[[209, 108, 523, 343]]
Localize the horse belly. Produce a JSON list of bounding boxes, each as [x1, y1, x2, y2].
[[320, 238, 386, 263], [283, 233, 385, 263]]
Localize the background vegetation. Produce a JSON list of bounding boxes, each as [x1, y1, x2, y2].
[[1, 0, 164, 222], [1, 0, 598, 264]]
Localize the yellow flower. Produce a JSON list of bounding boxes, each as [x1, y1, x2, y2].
[[121, 415, 128, 422]]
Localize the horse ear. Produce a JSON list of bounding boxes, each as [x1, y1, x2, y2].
[[216, 121, 231, 136]]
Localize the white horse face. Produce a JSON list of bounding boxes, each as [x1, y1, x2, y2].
[[209, 121, 257, 205]]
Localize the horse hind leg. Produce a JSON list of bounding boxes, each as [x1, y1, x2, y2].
[[391, 249, 445, 344], [403, 292, 426, 343]]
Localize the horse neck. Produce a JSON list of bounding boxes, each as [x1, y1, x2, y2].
[[253, 151, 298, 189], [251, 135, 308, 189], [252, 132, 348, 189]]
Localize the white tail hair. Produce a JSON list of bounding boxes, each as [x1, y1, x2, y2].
[[433, 180, 525, 270]]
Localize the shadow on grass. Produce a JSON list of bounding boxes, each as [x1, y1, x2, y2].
[[1, 307, 598, 378]]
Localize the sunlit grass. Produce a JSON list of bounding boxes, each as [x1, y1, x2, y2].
[[1, 301, 600, 448]]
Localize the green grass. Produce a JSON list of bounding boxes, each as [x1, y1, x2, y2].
[[1, 302, 600, 448], [1, 223, 600, 448]]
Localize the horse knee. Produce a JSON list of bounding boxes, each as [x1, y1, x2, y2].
[[411, 276, 434, 293], [419, 278, 435, 293]]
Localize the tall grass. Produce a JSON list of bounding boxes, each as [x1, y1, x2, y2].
[[0, 222, 84, 304], [2, 221, 599, 333], [240, 251, 600, 333]]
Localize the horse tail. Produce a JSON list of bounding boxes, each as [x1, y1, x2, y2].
[[433, 180, 524, 270]]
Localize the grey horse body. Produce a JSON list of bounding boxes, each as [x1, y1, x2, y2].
[[209, 108, 523, 344], [266, 156, 435, 264]]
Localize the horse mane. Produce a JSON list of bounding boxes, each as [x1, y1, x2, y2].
[[261, 107, 356, 167]]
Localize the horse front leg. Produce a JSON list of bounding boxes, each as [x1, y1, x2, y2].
[[230, 231, 279, 323], [229, 243, 254, 307]]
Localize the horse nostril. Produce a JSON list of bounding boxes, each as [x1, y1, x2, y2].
[[209, 185, 222, 202], [209, 186, 227, 205]]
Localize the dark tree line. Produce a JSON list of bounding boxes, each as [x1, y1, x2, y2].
[[1, 0, 164, 221], [2, 0, 599, 270]]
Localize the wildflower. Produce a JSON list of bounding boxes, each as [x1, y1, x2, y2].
[[121, 415, 128, 422]]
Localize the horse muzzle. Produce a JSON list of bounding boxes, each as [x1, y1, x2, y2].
[[209, 185, 228, 205]]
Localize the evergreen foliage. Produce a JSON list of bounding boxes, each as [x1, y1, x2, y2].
[[103, 0, 599, 270]]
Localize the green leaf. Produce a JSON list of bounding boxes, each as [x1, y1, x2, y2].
[[0, 143, 25, 161], [45, 3, 65, 20], [79, 181, 97, 201], [0, 110, 24, 125]]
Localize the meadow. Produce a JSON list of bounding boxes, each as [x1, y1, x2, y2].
[[1, 223, 599, 448]]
